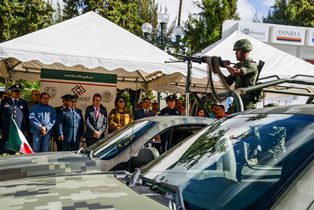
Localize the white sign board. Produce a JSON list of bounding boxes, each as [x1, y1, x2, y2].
[[306, 30, 314, 46], [271, 25, 305, 45], [40, 69, 117, 117], [238, 22, 270, 42]]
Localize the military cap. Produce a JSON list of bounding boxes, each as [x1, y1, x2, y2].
[[166, 94, 176, 102], [67, 94, 77, 102], [8, 83, 23, 92], [233, 39, 253, 51], [61, 94, 72, 100]]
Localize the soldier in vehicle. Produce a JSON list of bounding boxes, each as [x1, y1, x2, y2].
[[212, 39, 259, 110], [0, 83, 29, 154]]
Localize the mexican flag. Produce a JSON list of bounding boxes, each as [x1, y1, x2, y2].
[[7, 117, 33, 154]]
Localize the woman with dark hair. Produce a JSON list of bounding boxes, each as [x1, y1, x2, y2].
[[108, 96, 133, 133], [196, 108, 205, 117]]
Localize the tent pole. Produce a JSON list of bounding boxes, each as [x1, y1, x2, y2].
[[185, 60, 192, 116]]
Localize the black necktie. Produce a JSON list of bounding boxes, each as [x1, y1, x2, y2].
[[145, 110, 148, 117]]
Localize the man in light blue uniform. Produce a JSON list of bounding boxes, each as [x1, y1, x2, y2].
[[57, 95, 84, 151], [29, 92, 56, 152]]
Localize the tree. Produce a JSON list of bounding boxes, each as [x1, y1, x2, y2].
[[53, 1, 64, 24], [263, 0, 314, 27], [263, 0, 290, 25], [183, 0, 238, 55], [0, 0, 54, 42], [62, 0, 159, 36]]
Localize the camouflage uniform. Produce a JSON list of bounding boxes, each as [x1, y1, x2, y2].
[[224, 39, 259, 110], [225, 58, 258, 110]]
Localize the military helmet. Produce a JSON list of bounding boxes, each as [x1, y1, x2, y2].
[[233, 39, 253, 51]]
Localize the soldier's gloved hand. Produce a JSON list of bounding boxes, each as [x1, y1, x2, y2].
[[222, 60, 231, 67], [226, 66, 241, 76]]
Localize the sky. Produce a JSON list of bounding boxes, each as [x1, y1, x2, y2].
[[50, 0, 275, 23], [156, 0, 276, 25]]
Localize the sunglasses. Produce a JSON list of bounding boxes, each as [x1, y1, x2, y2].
[[119, 100, 125, 103]]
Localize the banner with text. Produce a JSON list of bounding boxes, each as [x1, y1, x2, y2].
[[40, 69, 117, 117], [306, 30, 314, 46], [238, 22, 270, 42], [271, 25, 305, 46]]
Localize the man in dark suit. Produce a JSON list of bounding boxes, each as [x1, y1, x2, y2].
[[85, 93, 107, 147], [134, 97, 155, 120], [57, 95, 84, 151], [0, 83, 29, 154]]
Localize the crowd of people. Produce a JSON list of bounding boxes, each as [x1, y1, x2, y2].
[[0, 38, 258, 154], [0, 83, 229, 154]]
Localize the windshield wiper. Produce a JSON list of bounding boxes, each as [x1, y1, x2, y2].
[[141, 176, 186, 210]]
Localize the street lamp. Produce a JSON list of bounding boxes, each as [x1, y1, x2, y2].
[[171, 25, 185, 54], [141, 12, 170, 50], [141, 23, 153, 41], [141, 13, 185, 107], [157, 12, 169, 50]]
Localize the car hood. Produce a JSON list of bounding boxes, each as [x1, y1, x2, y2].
[[0, 152, 103, 181], [0, 173, 170, 210]]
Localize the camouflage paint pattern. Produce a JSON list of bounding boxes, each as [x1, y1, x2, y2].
[[0, 116, 213, 181], [0, 173, 170, 210]]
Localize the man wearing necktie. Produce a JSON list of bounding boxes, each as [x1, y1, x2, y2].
[[134, 97, 155, 120], [85, 93, 107, 147], [0, 83, 29, 154], [57, 95, 84, 151]]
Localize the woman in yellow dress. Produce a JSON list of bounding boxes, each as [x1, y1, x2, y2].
[[108, 96, 134, 133]]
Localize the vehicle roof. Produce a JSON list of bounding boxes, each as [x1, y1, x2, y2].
[[0, 172, 170, 210], [242, 104, 314, 116], [137, 115, 213, 124]]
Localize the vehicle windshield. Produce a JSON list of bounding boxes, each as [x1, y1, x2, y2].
[[92, 120, 157, 160], [144, 113, 314, 210]]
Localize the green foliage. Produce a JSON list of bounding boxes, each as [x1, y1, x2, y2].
[[53, 1, 64, 24], [0, 80, 40, 101], [263, 0, 314, 27], [140, 0, 158, 29], [184, 0, 238, 55], [0, 0, 54, 42], [62, 0, 159, 36], [101, 0, 144, 35]]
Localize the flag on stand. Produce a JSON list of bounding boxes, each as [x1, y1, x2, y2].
[[7, 117, 33, 154]]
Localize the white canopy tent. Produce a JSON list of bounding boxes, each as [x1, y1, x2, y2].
[[0, 11, 208, 92], [195, 31, 314, 107], [197, 31, 314, 78]]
